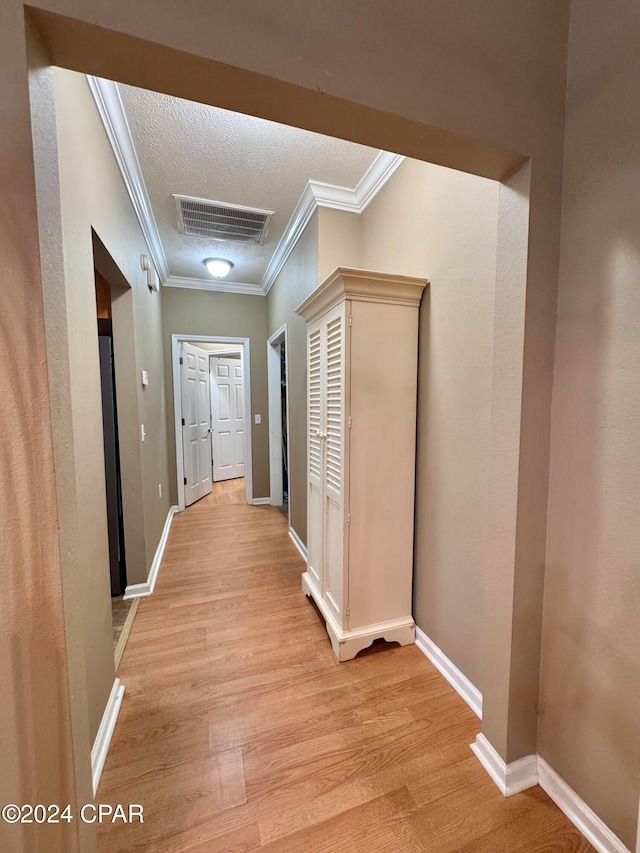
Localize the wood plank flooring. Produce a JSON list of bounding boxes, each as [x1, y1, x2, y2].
[[96, 479, 593, 852]]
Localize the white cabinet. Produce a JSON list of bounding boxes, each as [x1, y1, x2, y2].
[[296, 268, 427, 661]]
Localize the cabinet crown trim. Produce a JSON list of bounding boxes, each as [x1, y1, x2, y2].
[[295, 267, 428, 323]]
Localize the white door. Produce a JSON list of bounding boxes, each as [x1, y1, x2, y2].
[[181, 342, 213, 507], [211, 356, 245, 481], [306, 303, 347, 626]]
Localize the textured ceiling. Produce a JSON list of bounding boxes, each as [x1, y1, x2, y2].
[[118, 84, 379, 285]]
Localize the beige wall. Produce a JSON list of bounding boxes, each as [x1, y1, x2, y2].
[[50, 67, 173, 738], [360, 159, 499, 694], [161, 287, 270, 500], [266, 213, 319, 539], [1, 2, 571, 850], [539, 1, 640, 846], [317, 207, 362, 281]]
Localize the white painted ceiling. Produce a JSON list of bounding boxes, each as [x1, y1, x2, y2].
[[117, 84, 379, 287]]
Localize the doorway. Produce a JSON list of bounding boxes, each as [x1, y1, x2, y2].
[[210, 349, 246, 483], [267, 325, 291, 521], [94, 268, 127, 597], [172, 334, 254, 510]]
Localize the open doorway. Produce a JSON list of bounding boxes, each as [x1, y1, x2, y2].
[[267, 325, 291, 521], [172, 334, 254, 510], [95, 268, 127, 597]]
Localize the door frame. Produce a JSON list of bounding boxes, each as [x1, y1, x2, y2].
[[267, 324, 291, 522], [172, 334, 253, 511]]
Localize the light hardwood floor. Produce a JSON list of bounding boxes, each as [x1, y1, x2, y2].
[[97, 479, 593, 852]]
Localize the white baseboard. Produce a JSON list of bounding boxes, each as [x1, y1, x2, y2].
[[470, 733, 538, 797], [288, 527, 307, 561], [124, 505, 177, 599], [252, 497, 271, 505], [91, 677, 125, 795], [414, 626, 483, 719], [537, 756, 631, 853], [470, 736, 632, 853]]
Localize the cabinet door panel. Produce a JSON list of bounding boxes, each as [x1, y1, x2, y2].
[[322, 308, 346, 623], [306, 324, 323, 588]]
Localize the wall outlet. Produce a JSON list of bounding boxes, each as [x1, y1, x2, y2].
[[141, 370, 149, 386], [254, 414, 262, 424], [141, 423, 146, 442], [158, 483, 162, 498]]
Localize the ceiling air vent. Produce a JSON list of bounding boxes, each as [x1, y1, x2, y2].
[[173, 195, 274, 245]]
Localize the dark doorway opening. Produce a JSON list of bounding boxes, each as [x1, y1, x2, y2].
[[95, 268, 127, 596], [280, 339, 289, 518]]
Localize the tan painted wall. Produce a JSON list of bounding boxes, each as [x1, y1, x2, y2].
[[360, 159, 499, 694], [317, 208, 362, 281], [1, 2, 571, 849], [266, 213, 319, 540], [49, 66, 173, 738], [161, 287, 270, 500], [539, 2, 640, 846]]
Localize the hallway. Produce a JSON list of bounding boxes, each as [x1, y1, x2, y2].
[[96, 482, 592, 852]]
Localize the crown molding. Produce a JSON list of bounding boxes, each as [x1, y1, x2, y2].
[[261, 151, 404, 295], [309, 150, 405, 213], [261, 183, 318, 294], [87, 76, 169, 282], [354, 150, 405, 210], [88, 74, 404, 298], [163, 275, 265, 296]]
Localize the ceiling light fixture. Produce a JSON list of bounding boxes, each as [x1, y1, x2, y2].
[[203, 258, 233, 278]]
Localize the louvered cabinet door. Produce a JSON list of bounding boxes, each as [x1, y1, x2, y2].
[[306, 322, 324, 591], [320, 302, 348, 627]]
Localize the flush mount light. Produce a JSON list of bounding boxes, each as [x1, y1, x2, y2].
[[203, 258, 233, 279]]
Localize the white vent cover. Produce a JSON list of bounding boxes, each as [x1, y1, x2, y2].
[[173, 195, 274, 245]]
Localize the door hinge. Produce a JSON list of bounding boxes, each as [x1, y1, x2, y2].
[[181, 417, 185, 426], [346, 607, 350, 618], [348, 415, 352, 429], [184, 477, 187, 485], [347, 514, 351, 526], [179, 356, 183, 365], [348, 313, 352, 327]]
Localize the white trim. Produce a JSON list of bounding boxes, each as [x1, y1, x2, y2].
[[172, 335, 253, 511], [537, 757, 632, 853], [288, 527, 307, 561], [123, 505, 178, 599], [86, 77, 169, 282], [208, 348, 242, 359], [91, 677, 125, 795], [414, 626, 483, 719], [469, 739, 632, 852], [262, 183, 317, 294], [262, 154, 404, 294], [353, 150, 406, 211], [267, 324, 291, 521], [470, 734, 538, 797], [163, 275, 265, 296], [86, 87, 404, 298], [252, 497, 271, 505]]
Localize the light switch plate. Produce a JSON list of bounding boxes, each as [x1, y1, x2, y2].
[[254, 414, 261, 424], [141, 370, 149, 386]]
